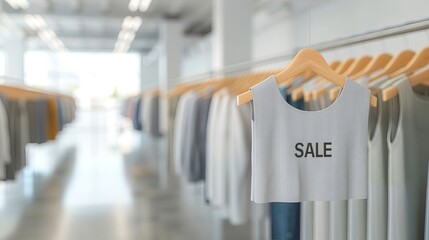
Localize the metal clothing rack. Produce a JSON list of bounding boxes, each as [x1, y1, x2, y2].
[[175, 17, 429, 84]]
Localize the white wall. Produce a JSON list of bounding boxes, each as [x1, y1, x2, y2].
[[141, 49, 159, 89], [255, 0, 429, 62], [181, 0, 429, 77], [181, 34, 213, 77]]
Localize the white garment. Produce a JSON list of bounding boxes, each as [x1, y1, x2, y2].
[[142, 95, 154, 132], [205, 91, 222, 204], [250, 76, 370, 203], [173, 92, 195, 175], [211, 94, 230, 209], [228, 98, 251, 225], [0, 100, 10, 179]]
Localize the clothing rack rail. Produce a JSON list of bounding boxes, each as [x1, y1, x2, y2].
[[175, 17, 429, 84]]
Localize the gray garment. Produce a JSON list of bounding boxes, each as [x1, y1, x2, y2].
[[4, 100, 29, 180], [0, 97, 10, 180], [149, 96, 162, 137], [195, 97, 212, 181], [26, 100, 40, 144], [388, 77, 429, 240], [181, 94, 202, 182], [346, 77, 371, 240], [366, 93, 390, 240], [167, 97, 179, 168]]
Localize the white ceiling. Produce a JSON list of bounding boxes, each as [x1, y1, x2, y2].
[[1, 0, 212, 52]]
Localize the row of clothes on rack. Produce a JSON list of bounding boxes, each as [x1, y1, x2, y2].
[[121, 88, 163, 138], [0, 84, 76, 181], [167, 47, 429, 240]]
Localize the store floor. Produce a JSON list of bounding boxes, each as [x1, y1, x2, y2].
[[0, 108, 211, 240]]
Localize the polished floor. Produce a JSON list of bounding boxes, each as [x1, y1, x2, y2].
[[0, 108, 215, 240]]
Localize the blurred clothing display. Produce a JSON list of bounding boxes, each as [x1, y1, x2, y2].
[[0, 87, 76, 181], [122, 90, 163, 138]]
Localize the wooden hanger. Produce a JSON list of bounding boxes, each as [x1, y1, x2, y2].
[[324, 56, 372, 100], [327, 55, 373, 100], [168, 84, 194, 98], [343, 55, 372, 77], [229, 71, 279, 96], [369, 49, 415, 81], [334, 58, 355, 75], [351, 53, 392, 79], [388, 47, 429, 78], [0, 85, 61, 140], [382, 65, 429, 101], [291, 60, 342, 101], [198, 77, 235, 97], [310, 58, 358, 100], [237, 48, 377, 107]]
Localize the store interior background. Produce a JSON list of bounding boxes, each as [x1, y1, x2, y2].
[[0, 0, 428, 239]]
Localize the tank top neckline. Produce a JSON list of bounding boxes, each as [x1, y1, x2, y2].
[[269, 75, 351, 114], [398, 76, 429, 106]]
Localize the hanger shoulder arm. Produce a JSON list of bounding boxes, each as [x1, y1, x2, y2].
[[236, 90, 253, 106]]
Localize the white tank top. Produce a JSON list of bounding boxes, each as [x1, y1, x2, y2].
[[250, 76, 370, 203]]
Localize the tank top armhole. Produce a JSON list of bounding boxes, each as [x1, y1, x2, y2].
[[388, 95, 401, 143]]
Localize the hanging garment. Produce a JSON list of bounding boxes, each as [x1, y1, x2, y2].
[[56, 98, 64, 131], [228, 98, 252, 225], [181, 93, 202, 182], [133, 97, 142, 131], [0, 97, 10, 180], [366, 81, 390, 240], [142, 95, 154, 132], [206, 91, 222, 202], [149, 96, 162, 137], [250, 76, 370, 202], [46, 98, 59, 140], [4, 100, 30, 180], [210, 93, 230, 209], [173, 92, 196, 175], [195, 97, 212, 181], [270, 203, 300, 240], [251, 203, 269, 240], [26, 100, 40, 143], [139, 96, 145, 131], [167, 96, 180, 176], [37, 99, 48, 143], [387, 76, 429, 240]]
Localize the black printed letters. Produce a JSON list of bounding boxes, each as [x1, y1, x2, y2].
[[295, 142, 332, 158]]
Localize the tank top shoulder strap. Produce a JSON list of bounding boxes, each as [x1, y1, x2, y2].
[[250, 75, 280, 104]]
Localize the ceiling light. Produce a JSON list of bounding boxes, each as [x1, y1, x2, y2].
[[128, 0, 140, 12], [139, 0, 152, 12], [131, 17, 142, 31], [5, 0, 19, 9], [122, 16, 134, 29], [5, 0, 29, 9], [118, 29, 128, 40], [125, 32, 136, 42], [17, 0, 29, 9], [38, 29, 56, 43], [25, 15, 47, 31]]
